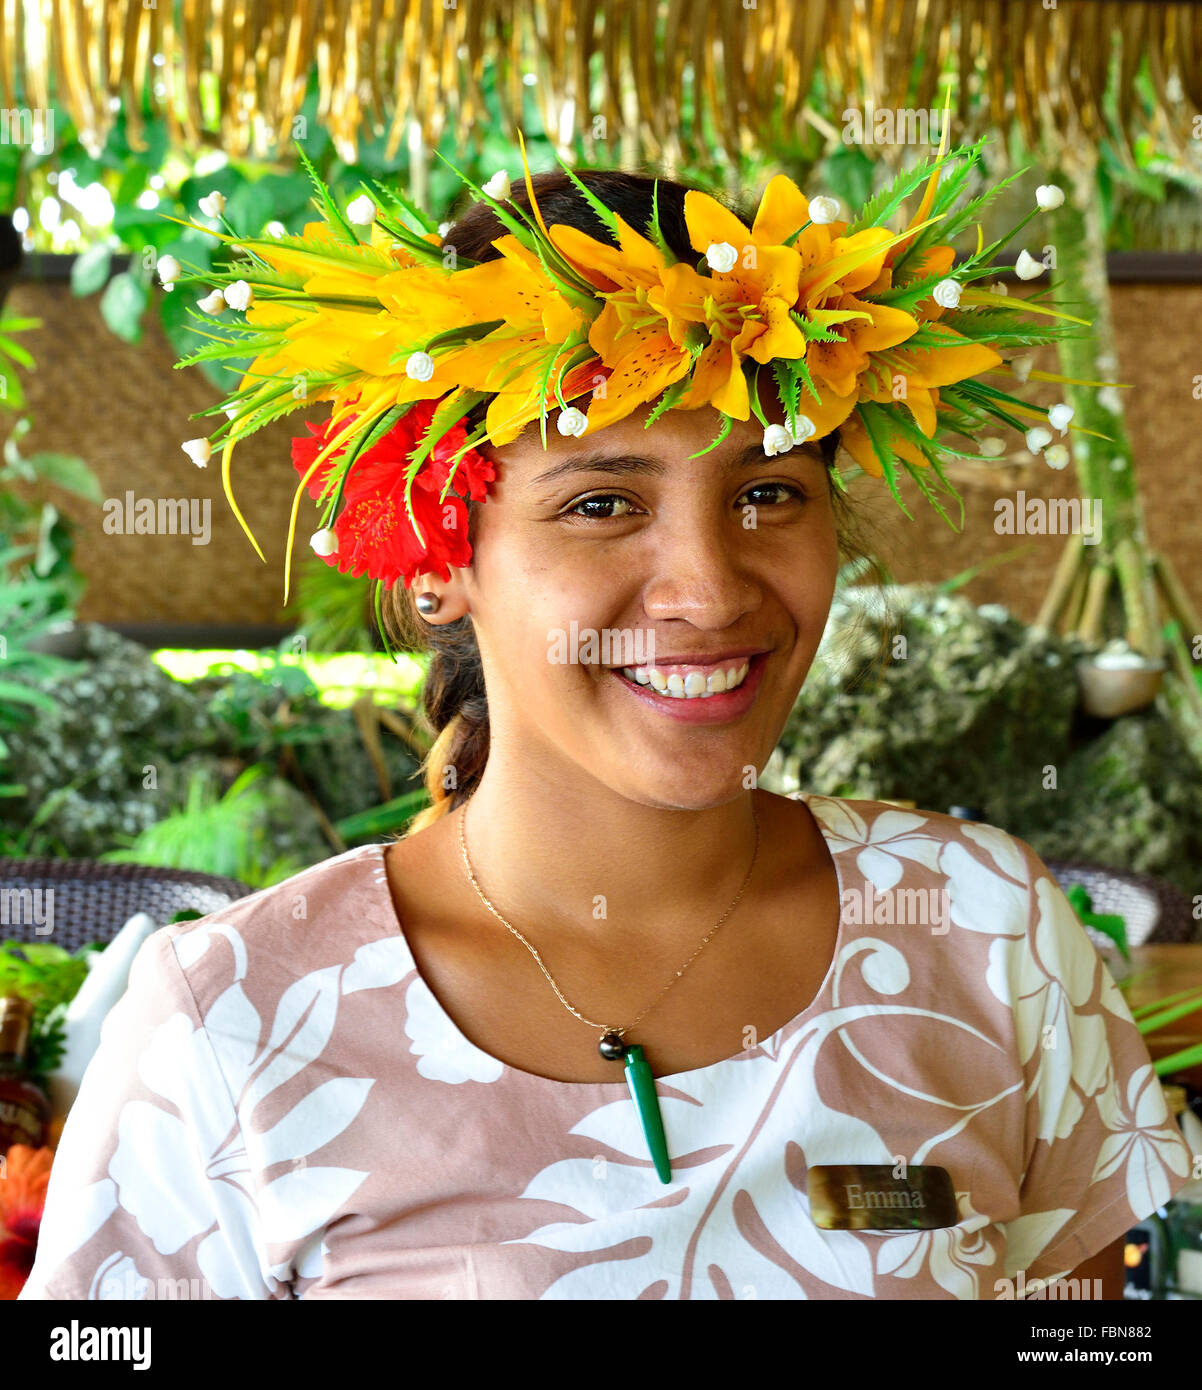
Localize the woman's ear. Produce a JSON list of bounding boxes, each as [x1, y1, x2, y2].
[[410, 572, 470, 626]]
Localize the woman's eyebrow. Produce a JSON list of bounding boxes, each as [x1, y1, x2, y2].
[[529, 440, 795, 487]]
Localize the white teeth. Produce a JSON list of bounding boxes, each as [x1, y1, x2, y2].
[[619, 660, 752, 700]]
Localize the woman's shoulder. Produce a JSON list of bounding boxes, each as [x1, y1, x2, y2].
[[795, 789, 1039, 864], [793, 789, 1056, 931], [145, 841, 408, 1021]]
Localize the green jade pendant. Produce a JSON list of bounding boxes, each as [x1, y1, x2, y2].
[[599, 1030, 672, 1183]]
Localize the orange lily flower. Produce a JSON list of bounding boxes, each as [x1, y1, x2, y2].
[[546, 213, 698, 434]]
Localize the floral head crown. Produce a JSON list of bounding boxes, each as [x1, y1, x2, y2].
[[163, 105, 1118, 638]]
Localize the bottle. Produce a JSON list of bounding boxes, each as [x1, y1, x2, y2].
[[0, 995, 50, 1151]]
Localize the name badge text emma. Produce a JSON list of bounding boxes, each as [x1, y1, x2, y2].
[[807, 1164, 958, 1231]]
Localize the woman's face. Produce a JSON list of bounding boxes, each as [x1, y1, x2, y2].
[[448, 396, 840, 810]]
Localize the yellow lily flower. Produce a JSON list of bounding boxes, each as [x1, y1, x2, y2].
[[548, 214, 698, 432], [862, 323, 1003, 436], [838, 410, 933, 479], [805, 292, 920, 398]]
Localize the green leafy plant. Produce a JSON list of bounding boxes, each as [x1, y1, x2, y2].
[[333, 786, 430, 842], [0, 545, 77, 802], [0, 939, 104, 1082], [0, 312, 101, 615], [284, 550, 376, 653], [100, 763, 306, 889], [204, 653, 327, 756]]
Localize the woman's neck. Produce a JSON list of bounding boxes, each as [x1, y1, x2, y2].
[[454, 756, 769, 952]]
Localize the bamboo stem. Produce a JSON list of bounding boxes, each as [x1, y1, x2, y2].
[[1113, 537, 1159, 659], [1147, 566, 1202, 765], [1152, 551, 1202, 648], [1159, 601, 1202, 728], [1077, 560, 1113, 646], [1034, 532, 1085, 633], [1060, 559, 1090, 639]]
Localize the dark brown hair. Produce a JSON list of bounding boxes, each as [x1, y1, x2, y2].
[[385, 168, 880, 833]]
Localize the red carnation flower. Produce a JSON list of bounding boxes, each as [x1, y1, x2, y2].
[[291, 399, 495, 587]]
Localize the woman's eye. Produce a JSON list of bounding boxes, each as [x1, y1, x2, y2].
[[566, 494, 639, 520], [738, 482, 805, 508]]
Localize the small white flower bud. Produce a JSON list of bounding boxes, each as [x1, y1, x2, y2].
[[198, 191, 226, 218], [482, 171, 511, 200], [763, 424, 795, 457], [1025, 426, 1053, 454], [808, 196, 841, 225], [1035, 184, 1065, 211], [182, 438, 212, 468], [1011, 355, 1035, 384], [197, 290, 227, 314], [405, 352, 435, 382], [224, 280, 254, 311], [789, 414, 817, 444], [932, 278, 961, 309], [1044, 444, 1070, 469], [265, 220, 287, 238], [705, 242, 739, 273], [438, 221, 452, 237], [979, 437, 1006, 458], [1047, 402, 1074, 435], [309, 527, 340, 556], [1014, 249, 1044, 281], [556, 406, 589, 437], [156, 254, 181, 288], [346, 195, 375, 226]]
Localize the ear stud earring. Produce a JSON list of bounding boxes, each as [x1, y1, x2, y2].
[[415, 592, 441, 616]]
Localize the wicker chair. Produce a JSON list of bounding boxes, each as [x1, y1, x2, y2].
[[1043, 858, 1198, 949], [0, 858, 253, 952]]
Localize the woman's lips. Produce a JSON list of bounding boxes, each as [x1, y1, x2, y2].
[[608, 650, 770, 724]]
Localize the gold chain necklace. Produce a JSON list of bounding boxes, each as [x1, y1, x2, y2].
[[456, 799, 761, 1184]]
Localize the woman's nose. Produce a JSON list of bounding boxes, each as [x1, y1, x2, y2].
[[638, 511, 761, 628]]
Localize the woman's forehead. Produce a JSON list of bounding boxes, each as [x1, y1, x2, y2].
[[495, 398, 804, 467]]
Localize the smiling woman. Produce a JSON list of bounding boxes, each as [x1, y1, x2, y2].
[[386, 170, 866, 828], [20, 161, 1191, 1305]]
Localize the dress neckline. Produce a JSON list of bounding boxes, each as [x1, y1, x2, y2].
[[370, 791, 850, 1091]]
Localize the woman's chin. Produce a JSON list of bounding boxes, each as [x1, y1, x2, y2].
[[610, 771, 768, 814]]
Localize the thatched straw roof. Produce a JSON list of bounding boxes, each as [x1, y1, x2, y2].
[[7, 1, 1202, 168]]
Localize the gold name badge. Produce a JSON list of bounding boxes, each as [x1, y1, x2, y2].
[[807, 1164, 959, 1231]]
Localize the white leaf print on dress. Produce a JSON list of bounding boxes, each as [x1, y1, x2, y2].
[[255, 1078, 375, 1167], [507, 1026, 880, 1299], [1000, 1208, 1075, 1278], [342, 936, 411, 994], [942, 841, 1029, 937], [875, 1191, 996, 1298], [984, 883, 1111, 1142], [509, 930, 1029, 1300], [89, 923, 402, 1297], [404, 975, 504, 1084], [255, 1167, 372, 1247], [960, 821, 1030, 883], [806, 796, 943, 891], [1093, 1063, 1192, 1213]]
